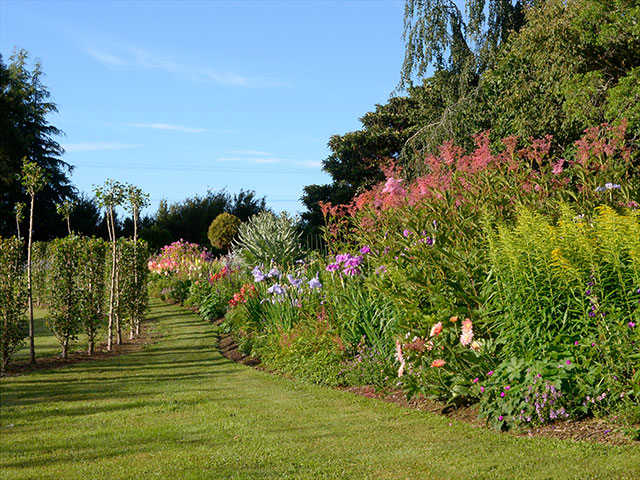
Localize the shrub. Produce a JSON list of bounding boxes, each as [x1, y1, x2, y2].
[[208, 213, 241, 251], [76, 237, 107, 354], [234, 211, 304, 267], [47, 236, 83, 358], [0, 237, 27, 370]]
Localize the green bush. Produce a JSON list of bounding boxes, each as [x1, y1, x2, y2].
[[208, 212, 241, 251], [76, 237, 107, 354], [47, 236, 83, 359], [0, 237, 27, 370]]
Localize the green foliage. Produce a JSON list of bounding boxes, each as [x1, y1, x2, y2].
[[117, 239, 150, 336], [46, 236, 83, 358], [234, 211, 304, 267], [1, 49, 72, 240], [140, 189, 266, 252], [76, 237, 107, 354], [208, 212, 241, 251], [0, 237, 27, 370]]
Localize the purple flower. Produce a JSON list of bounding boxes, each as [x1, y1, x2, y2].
[[487, 371, 493, 376], [335, 253, 350, 264], [375, 265, 387, 274], [403, 229, 411, 237], [566, 360, 571, 365], [574, 341, 579, 345], [343, 265, 361, 276], [500, 392, 505, 397], [308, 275, 322, 289], [252, 266, 265, 282], [360, 246, 371, 254], [267, 267, 281, 278], [344, 255, 362, 268], [267, 284, 285, 296], [498, 416, 503, 421], [287, 274, 303, 288], [326, 263, 340, 272], [629, 322, 636, 328]]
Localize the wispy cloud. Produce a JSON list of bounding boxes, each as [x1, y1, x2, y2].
[[63, 142, 139, 153], [85, 44, 289, 88], [229, 150, 273, 156], [217, 156, 281, 165], [216, 151, 321, 169], [124, 123, 206, 133]]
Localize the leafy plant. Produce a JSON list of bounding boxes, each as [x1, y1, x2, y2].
[[0, 237, 27, 371], [234, 211, 304, 267], [208, 212, 241, 251]]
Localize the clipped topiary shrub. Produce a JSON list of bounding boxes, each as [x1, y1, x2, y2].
[[208, 212, 241, 252], [233, 211, 304, 267]]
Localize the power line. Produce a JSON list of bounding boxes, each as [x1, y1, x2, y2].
[[71, 161, 324, 175]]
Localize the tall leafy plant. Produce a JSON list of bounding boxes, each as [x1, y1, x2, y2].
[[94, 179, 124, 350], [77, 237, 107, 354], [46, 236, 82, 359], [0, 238, 27, 371]]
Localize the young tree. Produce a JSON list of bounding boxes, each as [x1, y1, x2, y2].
[[47, 236, 82, 359], [125, 184, 149, 337], [14, 202, 25, 239], [21, 158, 47, 364], [77, 237, 106, 355], [93, 179, 124, 350], [55, 199, 74, 235]]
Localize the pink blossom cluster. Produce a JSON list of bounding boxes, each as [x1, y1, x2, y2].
[[148, 240, 213, 278]]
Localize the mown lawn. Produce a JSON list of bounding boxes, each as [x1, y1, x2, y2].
[[1, 299, 638, 480]]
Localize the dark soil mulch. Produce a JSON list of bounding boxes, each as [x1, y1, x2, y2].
[[216, 330, 638, 447], [1, 321, 157, 377]]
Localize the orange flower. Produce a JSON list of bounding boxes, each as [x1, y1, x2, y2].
[[450, 316, 458, 323], [430, 322, 443, 337], [431, 359, 446, 368]]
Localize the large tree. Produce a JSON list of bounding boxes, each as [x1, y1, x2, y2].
[[0, 49, 74, 239]]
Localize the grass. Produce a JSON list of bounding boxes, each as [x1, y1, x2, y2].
[[12, 307, 106, 362], [1, 299, 639, 480]]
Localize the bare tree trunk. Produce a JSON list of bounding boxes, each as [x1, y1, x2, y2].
[[107, 207, 116, 351], [132, 207, 139, 338], [115, 258, 122, 345], [27, 194, 36, 364], [87, 336, 94, 355], [16, 217, 21, 240], [66, 217, 71, 236], [62, 337, 68, 360]]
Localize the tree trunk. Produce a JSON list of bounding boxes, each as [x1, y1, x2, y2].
[[27, 194, 36, 364], [107, 207, 117, 351], [66, 217, 71, 236], [62, 337, 68, 360], [115, 260, 122, 345], [87, 336, 94, 355], [16, 217, 21, 240], [132, 208, 138, 338]]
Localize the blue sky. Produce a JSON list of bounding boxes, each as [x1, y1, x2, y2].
[[1, 0, 407, 217]]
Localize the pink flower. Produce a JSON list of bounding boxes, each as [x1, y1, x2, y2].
[[500, 392, 505, 397], [462, 318, 473, 333], [430, 322, 443, 337], [472, 378, 479, 383], [487, 371, 493, 376], [460, 330, 474, 346], [480, 386, 485, 393], [431, 359, 446, 368], [498, 416, 504, 421]]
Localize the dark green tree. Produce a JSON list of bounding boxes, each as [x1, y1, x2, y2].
[[0, 49, 74, 240], [208, 213, 241, 252]]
